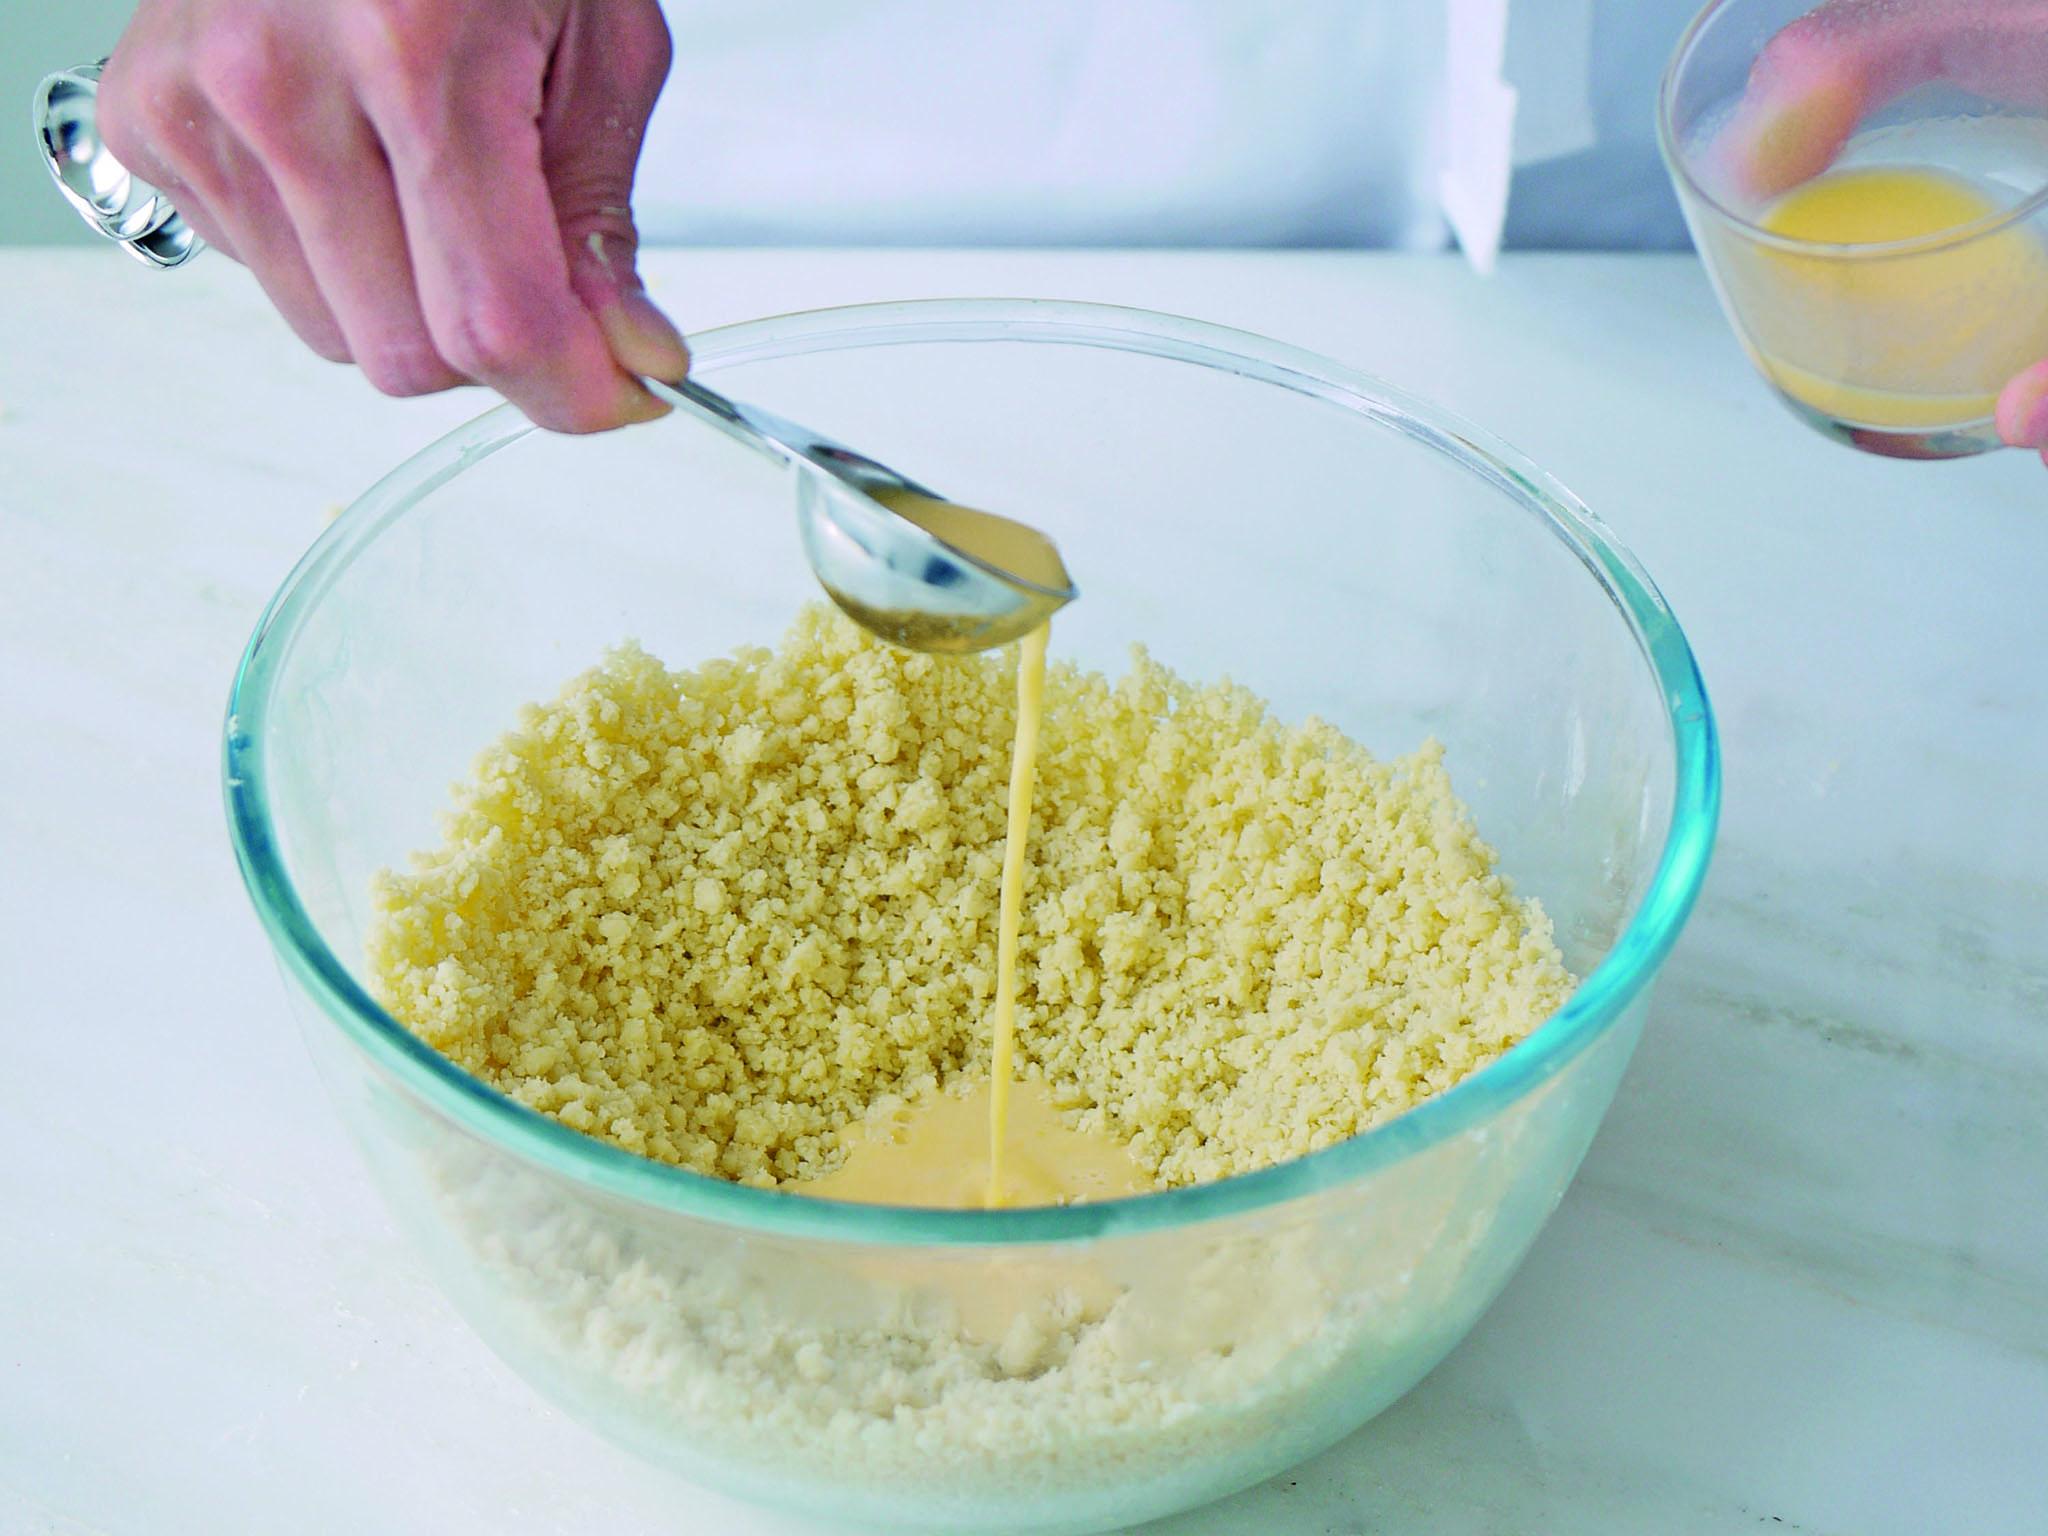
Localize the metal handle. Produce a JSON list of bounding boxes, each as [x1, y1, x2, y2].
[[661, 377, 945, 501], [32, 61, 204, 269]]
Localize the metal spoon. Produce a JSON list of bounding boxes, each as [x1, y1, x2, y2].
[[654, 379, 1074, 653], [32, 62, 1077, 654]]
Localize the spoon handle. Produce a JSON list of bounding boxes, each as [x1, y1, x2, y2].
[[655, 379, 792, 465], [34, 62, 203, 267], [656, 378, 941, 501]]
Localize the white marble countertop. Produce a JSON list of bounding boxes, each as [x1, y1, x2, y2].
[[3, 249, 2043, 1536]]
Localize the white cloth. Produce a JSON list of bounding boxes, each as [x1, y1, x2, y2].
[[640, 0, 1699, 262]]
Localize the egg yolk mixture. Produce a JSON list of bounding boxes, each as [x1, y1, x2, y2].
[[369, 606, 1573, 1205], [1753, 164, 2048, 428], [800, 622, 1154, 1207]]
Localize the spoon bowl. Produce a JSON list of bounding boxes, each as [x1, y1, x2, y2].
[[654, 378, 1077, 653]]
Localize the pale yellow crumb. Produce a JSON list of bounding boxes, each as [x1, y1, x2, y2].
[[368, 604, 1574, 1190]]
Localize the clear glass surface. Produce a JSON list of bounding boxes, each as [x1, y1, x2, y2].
[[1659, 0, 2048, 459], [225, 300, 1719, 1534]]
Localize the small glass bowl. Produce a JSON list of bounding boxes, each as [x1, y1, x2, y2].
[[225, 300, 1718, 1535], [1659, 0, 2048, 459]]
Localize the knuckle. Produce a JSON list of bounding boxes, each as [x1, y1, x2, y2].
[[191, 23, 289, 124], [342, 0, 474, 131], [343, 0, 449, 68], [281, 306, 353, 364], [344, 0, 524, 134], [359, 336, 460, 397], [288, 314, 353, 364], [554, 173, 638, 245], [97, 61, 190, 168], [1757, 12, 1854, 82], [1778, 9, 1843, 50], [629, 2, 675, 93], [439, 297, 549, 379]]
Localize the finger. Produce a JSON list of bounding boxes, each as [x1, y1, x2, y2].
[[206, 63, 463, 397], [104, 42, 350, 361], [1995, 360, 2048, 451], [543, 0, 689, 382], [1822, 0, 2048, 111], [1711, 6, 1892, 202], [96, 52, 249, 259], [153, 126, 352, 362], [1712, 34, 1867, 201], [361, 41, 664, 434], [133, 172, 243, 264], [1717, 1, 2048, 202], [275, 133, 466, 396]]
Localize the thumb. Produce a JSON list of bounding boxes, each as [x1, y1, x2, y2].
[[1995, 360, 2048, 458], [543, 0, 689, 382], [575, 226, 691, 383]]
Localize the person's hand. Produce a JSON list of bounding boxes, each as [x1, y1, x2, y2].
[[97, 0, 686, 432], [1712, 0, 2048, 461]]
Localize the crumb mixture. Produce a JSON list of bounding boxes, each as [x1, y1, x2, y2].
[[369, 605, 1572, 1188]]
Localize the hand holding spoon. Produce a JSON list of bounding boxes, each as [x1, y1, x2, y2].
[[34, 62, 1077, 653]]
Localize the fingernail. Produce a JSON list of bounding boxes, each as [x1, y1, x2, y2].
[[1996, 361, 2048, 448], [598, 288, 692, 383]]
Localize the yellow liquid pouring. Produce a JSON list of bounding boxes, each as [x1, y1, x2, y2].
[[1753, 165, 2048, 428], [987, 622, 1046, 1206], [797, 620, 1150, 1209]]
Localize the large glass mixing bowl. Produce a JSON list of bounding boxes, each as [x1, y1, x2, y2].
[[225, 300, 1718, 1535]]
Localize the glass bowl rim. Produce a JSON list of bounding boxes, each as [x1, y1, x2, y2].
[[224, 297, 1720, 1246], [1655, 0, 2048, 261]]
